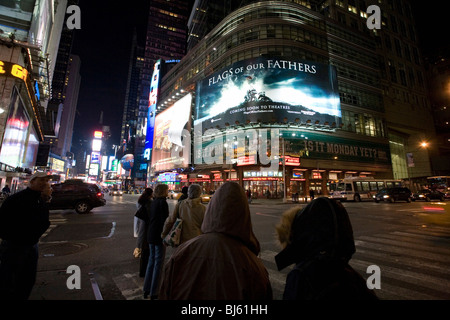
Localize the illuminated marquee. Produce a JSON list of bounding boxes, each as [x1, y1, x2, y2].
[[0, 60, 43, 140]]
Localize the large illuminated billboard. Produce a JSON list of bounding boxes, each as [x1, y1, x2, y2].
[[0, 88, 33, 168], [151, 93, 192, 172], [144, 60, 161, 159], [195, 57, 341, 132]]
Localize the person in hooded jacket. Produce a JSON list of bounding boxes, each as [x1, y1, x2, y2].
[[161, 184, 205, 245], [143, 184, 169, 300], [275, 197, 378, 300], [159, 181, 272, 300]]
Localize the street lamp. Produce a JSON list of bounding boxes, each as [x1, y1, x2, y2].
[[406, 141, 430, 191]]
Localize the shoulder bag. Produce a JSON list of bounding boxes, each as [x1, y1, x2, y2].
[[163, 204, 183, 247]]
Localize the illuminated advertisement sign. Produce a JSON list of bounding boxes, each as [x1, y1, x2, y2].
[[195, 57, 341, 132], [92, 139, 102, 152], [144, 60, 161, 158], [94, 131, 103, 139], [0, 88, 33, 168], [120, 154, 134, 171], [0, 61, 29, 82], [91, 152, 101, 164], [157, 172, 178, 182], [151, 93, 192, 172]]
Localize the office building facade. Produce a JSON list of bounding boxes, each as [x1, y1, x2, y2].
[[143, 0, 436, 198], [0, 0, 69, 191], [130, 0, 193, 187]]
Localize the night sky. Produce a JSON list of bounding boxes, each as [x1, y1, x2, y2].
[[71, 0, 149, 146], [70, 1, 447, 151]]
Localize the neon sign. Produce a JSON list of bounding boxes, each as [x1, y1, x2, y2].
[[0, 61, 29, 82]]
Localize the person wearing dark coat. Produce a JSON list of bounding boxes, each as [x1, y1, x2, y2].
[[134, 188, 153, 277], [0, 172, 53, 300], [142, 184, 169, 300], [275, 197, 378, 300]]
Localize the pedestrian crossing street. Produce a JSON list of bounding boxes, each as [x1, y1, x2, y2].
[[113, 224, 450, 300]]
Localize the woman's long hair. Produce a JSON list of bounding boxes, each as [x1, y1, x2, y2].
[[138, 188, 153, 206], [153, 184, 169, 198]]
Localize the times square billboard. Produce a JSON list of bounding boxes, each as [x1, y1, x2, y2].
[[194, 57, 341, 131]]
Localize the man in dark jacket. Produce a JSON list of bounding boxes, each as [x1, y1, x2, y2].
[[275, 197, 378, 300], [0, 172, 53, 300]]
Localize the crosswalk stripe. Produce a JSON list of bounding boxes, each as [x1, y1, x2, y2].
[[354, 247, 449, 276], [357, 235, 450, 257], [350, 258, 450, 298], [354, 239, 450, 263], [111, 226, 450, 300], [392, 229, 450, 241], [368, 232, 450, 247]]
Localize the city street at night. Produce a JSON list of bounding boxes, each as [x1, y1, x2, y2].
[[1, 0, 450, 307], [30, 194, 450, 301]]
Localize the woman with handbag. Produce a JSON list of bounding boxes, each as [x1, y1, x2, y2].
[[133, 188, 153, 277], [143, 184, 169, 300], [162, 184, 205, 246]]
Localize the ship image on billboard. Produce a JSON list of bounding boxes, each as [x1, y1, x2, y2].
[[195, 57, 341, 132]]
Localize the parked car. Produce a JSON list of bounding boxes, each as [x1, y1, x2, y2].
[[50, 180, 106, 214], [373, 187, 412, 203], [412, 189, 445, 202], [109, 187, 123, 196]]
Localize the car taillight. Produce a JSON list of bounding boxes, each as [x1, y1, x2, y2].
[[97, 192, 102, 197]]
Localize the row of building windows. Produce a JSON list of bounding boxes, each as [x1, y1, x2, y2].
[[332, 60, 380, 88], [328, 40, 378, 69], [382, 60, 425, 88], [208, 24, 328, 63], [206, 4, 326, 48], [383, 34, 421, 65], [341, 110, 386, 138], [339, 82, 384, 112]]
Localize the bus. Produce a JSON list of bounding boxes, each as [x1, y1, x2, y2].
[[329, 177, 403, 202]]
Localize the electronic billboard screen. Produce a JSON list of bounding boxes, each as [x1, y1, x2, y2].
[[195, 57, 341, 132], [151, 93, 192, 172]]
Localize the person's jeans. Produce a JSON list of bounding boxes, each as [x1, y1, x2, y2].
[[143, 243, 166, 296], [0, 241, 39, 300]]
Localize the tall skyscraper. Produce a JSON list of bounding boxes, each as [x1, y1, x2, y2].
[[132, 0, 194, 185], [118, 30, 145, 184]]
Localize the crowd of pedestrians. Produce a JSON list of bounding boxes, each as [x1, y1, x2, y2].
[[132, 181, 376, 301], [0, 175, 377, 300]]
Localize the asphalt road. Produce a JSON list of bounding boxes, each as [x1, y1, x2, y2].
[[29, 194, 450, 302]]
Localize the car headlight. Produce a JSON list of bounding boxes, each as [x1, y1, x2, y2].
[[419, 195, 424, 197], [372, 195, 376, 198], [383, 195, 389, 198]]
